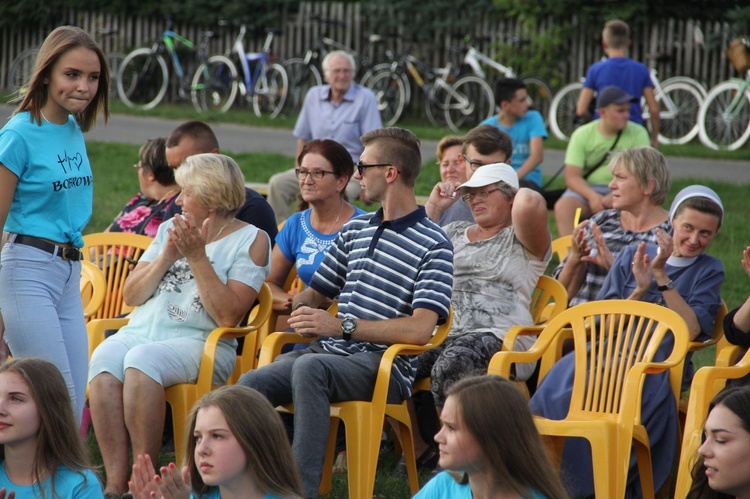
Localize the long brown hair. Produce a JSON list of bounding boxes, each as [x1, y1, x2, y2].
[[184, 385, 304, 498], [446, 375, 569, 499], [0, 358, 97, 498], [15, 25, 109, 132], [688, 386, 750, 498]]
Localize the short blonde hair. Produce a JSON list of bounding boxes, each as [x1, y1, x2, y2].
[[175, 153, 246, 217], [436, 135, 464, 164], [609, 146, 671, 206]]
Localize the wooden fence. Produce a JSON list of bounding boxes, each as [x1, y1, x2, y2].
[[0, 3, 744, 95]]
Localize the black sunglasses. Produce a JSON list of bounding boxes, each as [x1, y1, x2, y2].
[[355, 161, 401, 176]]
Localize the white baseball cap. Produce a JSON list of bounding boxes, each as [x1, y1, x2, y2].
[[459, 163, 519, 190]]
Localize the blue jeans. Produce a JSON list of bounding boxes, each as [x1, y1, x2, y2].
[[238, 342, 402, 498], [0, 243, 88, 423]]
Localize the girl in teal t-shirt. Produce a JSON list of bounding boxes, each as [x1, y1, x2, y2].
[[0, 358, 103, 498], [128, 386, 303, 499], [414, 375, 568, 499]]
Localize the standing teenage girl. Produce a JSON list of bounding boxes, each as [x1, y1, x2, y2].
[[0, 25, 110, 423]]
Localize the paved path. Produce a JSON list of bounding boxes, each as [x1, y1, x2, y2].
[[2, 104, 749, 182]]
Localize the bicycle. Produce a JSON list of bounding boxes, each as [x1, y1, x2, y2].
[[698, 38, 750, 151], [365, 45, 494, 131], [8, 27, 126, 102], [191, 25, 288, 118], [549, 56, 705, 144], [116, 20, 217, 111], [459, 36, 553, 125]]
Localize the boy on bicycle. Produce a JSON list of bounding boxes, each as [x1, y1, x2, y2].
[[575, 19, 660, 148]]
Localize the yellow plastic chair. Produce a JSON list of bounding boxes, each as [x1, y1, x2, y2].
[[82, 232, 154, 319], [678, 300, 728, 422], [674, 345, 750, 498], [257, 307, 454, 499], [551, 234, 573, 263], [86, 283, 273, 463], [488, 300, 691, 499], [80, 260, 107, 322]]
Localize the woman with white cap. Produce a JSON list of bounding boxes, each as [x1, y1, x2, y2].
[[421, 162, 551, 409], [530, 184, 725, 498]]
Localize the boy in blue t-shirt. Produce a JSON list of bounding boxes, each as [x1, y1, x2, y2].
[[481, 78, 548, 190], [575, 19, 659, 148]]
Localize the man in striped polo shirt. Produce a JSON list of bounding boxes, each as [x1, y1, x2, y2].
[[239, 127, 454, 498]]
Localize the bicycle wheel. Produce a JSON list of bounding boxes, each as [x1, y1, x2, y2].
[[282, 58, 322, 116], [252, 63, 288, 119], [361, 63, 412, 110], [366, 69, 407, 126], [522, 76, 553, 125], [8, 47, 38, 92], [117, 48, 169, 110], [444, 75, 495, 132], [698, 80, 750, 151], [191, 55, 238, 113], [549, 82, 583, 141], [106, 53, 126, 102], [425, 83, 449, 127], [661, 76, 707, 98], [654, 81, 703, 145]]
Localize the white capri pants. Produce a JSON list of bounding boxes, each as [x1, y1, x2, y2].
[[88, 332, 236, 387]]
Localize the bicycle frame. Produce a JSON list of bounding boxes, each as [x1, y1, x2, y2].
[[463, 45, 515, 80], [158, 30, 198, 83], [722, 77, 750, 118], [230, 26, 274, 97]]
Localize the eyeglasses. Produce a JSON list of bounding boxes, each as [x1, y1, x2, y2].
[[133, 162, 144, 169], [294, 168, 337, 181], [461, 188, 500, 204], [355, 161, 401, 176], [462, 154, 489, 171]]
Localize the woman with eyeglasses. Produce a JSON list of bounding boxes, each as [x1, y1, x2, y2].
[[266, 139, 365, 314], [420, 162, 550, 410], [106, 137, 178, 237]]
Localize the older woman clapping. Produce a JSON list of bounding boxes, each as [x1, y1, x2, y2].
[[88, 153, 271, 497], [554, 146, 672, 306]]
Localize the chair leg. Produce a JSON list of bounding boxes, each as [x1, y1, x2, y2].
[[589, 429, 620, 499], [318, 417, 340, 496], [634, 438, 655, 499], [397, 419, 419, 495], [342, 408, 382, 499]]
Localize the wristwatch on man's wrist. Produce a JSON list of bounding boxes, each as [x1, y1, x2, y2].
[[341, 318, 357, 341], [657, 279, 675, 292]]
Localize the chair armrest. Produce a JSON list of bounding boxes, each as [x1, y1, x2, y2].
[[87, 317, 130, 359], [688, 337, 719, 353], [257, 332, 314, 367], [715, 344, 748, 367], [502, 325, 545, 351]]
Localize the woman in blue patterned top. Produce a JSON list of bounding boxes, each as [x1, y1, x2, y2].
[[267, 139, 364, 313], [414, 375, 568, 499], [0, 26, 109, 426], [128, 385, 303, 499]]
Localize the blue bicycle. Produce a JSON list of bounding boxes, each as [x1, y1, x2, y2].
[[191, 25, 288, 117]]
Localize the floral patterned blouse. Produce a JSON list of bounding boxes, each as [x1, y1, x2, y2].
[[107, 192, 179, 237]]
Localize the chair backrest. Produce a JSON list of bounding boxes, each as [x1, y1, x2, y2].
[[80, 260, 107, 321], [530, 275, 568, 325], [235, 283, 274, 377], [82, 232, 154, 319], [551, 235, 573, 263], [541, 300, 690, 421]]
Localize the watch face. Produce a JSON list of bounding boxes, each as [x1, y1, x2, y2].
[[342, 318, 356, 333]]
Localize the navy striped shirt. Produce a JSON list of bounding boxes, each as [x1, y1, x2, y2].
[[310, 206, 454, 398]]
